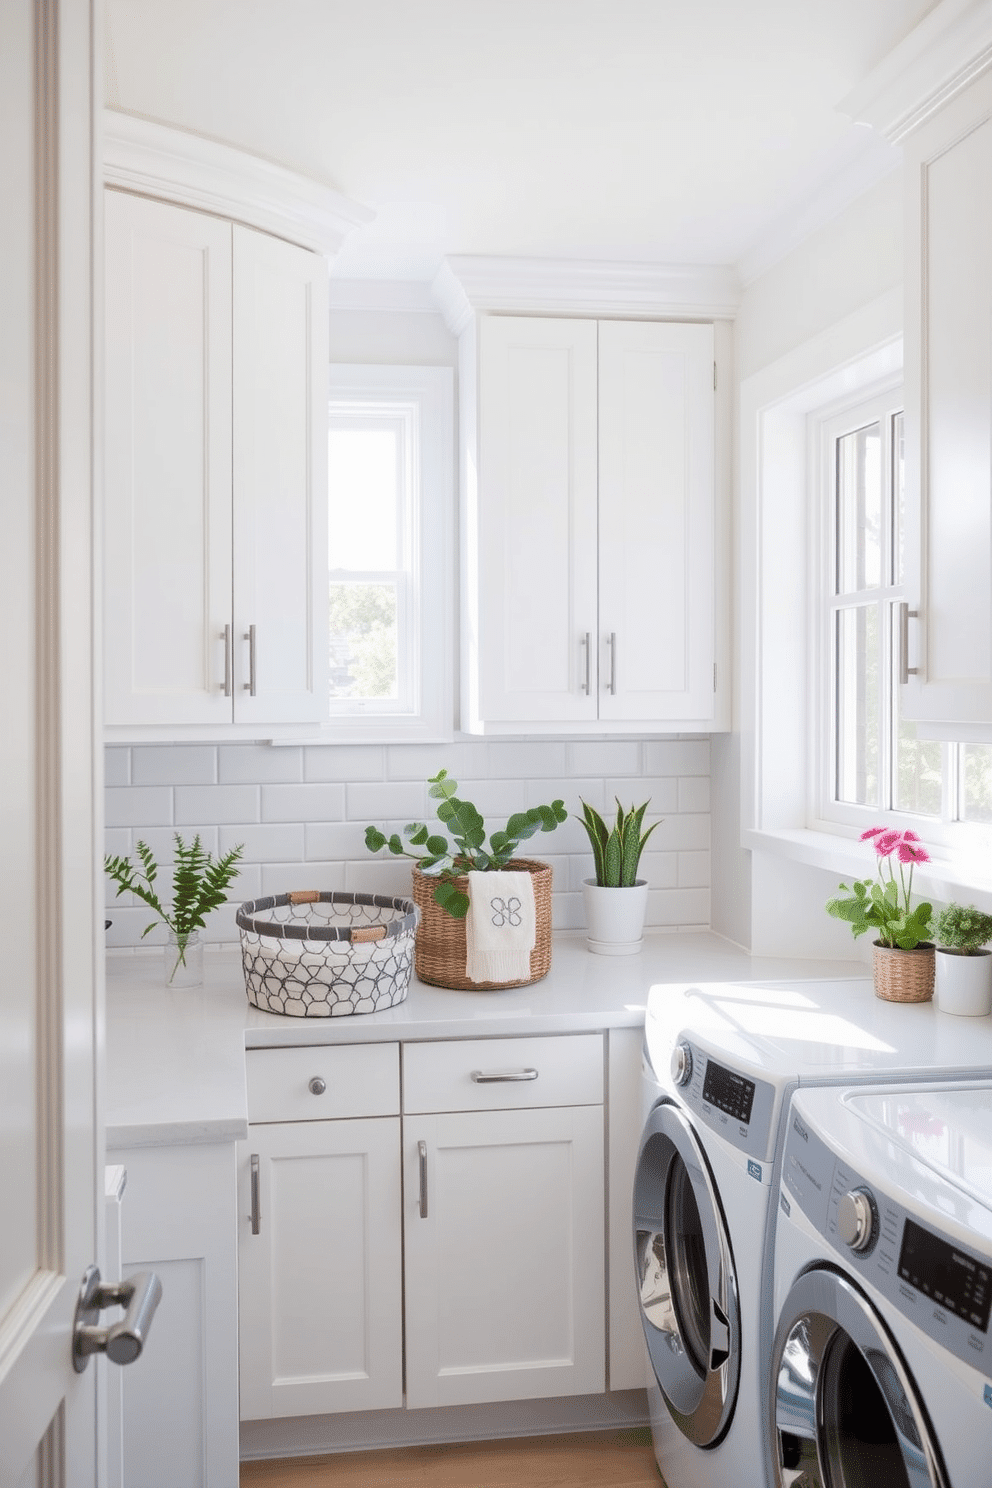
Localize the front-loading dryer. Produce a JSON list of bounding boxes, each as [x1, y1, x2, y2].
[[635, 977, 992, 1488], [770, 1080, 992, 1488]]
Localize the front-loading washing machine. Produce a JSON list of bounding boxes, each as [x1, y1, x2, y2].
[[633, 977, 992, 1488], [770, 1080, 992, 1487]]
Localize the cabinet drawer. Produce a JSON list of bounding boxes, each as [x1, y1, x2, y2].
[[247, 1044, 399, 1123], [402, 1034, 603, 1114]]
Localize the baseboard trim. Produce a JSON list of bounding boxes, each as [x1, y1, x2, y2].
[[239, 1389, 650, 1462]]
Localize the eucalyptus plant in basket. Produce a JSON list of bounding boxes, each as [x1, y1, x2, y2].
[[364, 768, 566, 918], [105, 833, 245, 983]]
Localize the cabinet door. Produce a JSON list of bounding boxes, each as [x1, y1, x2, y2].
[[111, 1141, 240, 1488], [903, 73, 992, 730], [238, 1117, 403, 1419], [233, 226, 329, 723], [598, 320, 716, 723], [472, 315, 599, 724], [404, 1105, 605, 1408], [104, 191, 233, 725]]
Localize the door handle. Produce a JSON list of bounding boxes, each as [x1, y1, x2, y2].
[[244, 623, 257, 696], [608, 632, 617, 695], [72, 1264, 162, 1372], [470, 1068, 539, 1083], [581, 632, 591, 695], [250, 1153, 261, 1235], [221, 624, 233, 696]]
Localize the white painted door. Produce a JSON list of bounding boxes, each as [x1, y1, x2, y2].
[[0, 1, 102, 1483], [238, 1118, 403, 1419], [473, 315, 599, 724], [598, 319, 716, 724], [233, 225, 329, 724], [902, 69, 992, 733], [103, 190, 234, 726], [404, 1105, 605, 1408]]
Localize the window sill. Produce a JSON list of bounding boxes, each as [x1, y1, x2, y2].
[[744, 825, 992, 913]]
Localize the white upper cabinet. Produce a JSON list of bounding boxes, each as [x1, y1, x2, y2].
[[901, 69, 992, 733], [463, 313, 720, 733], [103, 189, 328, 733]]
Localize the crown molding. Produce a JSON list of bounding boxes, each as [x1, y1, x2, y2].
[[431, 255, 740, 334], [103, 110, 373, 256], [840, 0, 992, 142]]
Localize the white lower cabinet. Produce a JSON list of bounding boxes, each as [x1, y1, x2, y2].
[[237, 1033, 608, 1422], [238, 1044, 403, 1419]]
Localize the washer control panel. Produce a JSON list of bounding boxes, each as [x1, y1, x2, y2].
[[669, 1038, 777, 1164], [781, 1108, 991, 1371]]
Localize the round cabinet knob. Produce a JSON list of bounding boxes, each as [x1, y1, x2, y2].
[[308, 1076, 327, 1096], [837, 1188, 877, 1253], [670, 1042, 693, 1088]]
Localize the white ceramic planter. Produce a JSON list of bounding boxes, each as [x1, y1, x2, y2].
[[935, 948, 992, 1017], [582, 879, 648, 956]]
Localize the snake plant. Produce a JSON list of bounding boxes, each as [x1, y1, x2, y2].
[[577, 798, 659, 887]]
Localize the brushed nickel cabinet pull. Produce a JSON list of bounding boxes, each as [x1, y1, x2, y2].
[[250, 1153, 261, 1235], [899, 602, 919, 685], [471, 1068, 539, 1083], [609, 632, 618, 695], [418, 1140, 428, 1219], [244, 623, 257, 695], [581, 632, 591, 694], [221, 624, 233, 696]]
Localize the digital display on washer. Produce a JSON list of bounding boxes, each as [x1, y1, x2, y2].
[[701, 1060, 755, 1125], [898, 1217, 992, 1332]]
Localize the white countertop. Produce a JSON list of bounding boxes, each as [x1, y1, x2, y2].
[[105, 932, 866, 1149]]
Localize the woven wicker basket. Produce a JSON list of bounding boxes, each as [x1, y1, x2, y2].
[[412, 858, 552, 990], [872, 941, 935, 1003]]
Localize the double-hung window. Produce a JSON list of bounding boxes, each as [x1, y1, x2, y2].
[[325, 365, 453, 742], [818, 386, 992, 841]]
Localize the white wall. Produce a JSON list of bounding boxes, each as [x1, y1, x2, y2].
[[712, 170, 903, 955]]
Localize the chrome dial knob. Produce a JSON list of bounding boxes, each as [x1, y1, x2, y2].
[[670, 1042, 693, 1087], [308, 1076, 327, 1096], [837, 1188, 877, 1252]]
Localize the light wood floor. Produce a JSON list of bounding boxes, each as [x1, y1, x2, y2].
[[240, 1428, 663, 1487]]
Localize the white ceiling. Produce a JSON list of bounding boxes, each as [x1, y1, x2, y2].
[[105, 0, 938, 282]]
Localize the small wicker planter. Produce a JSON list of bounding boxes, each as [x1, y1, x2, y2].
[[871, 941, 935, 1004], [412, 858, 552, 990]]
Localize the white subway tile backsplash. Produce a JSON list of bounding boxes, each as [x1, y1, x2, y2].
[[219, 823, 304, 862], [567, 741, 641, 776], [107, 738, 714, 947], [104, 748, 131, 787], [678, 776, 711, 814], [259, 861, 346, 897], [219, 744, 303, 784], [261, 783, 346, 823], [304, 745, 385, 782], [346, 780, 427, 821], [131, 745, 217, 786], [105, 786, 173, 829], [488, 741, 568, 778], [176, 784, 260, 826], [643, 739, 710, 776], [305, 821, 376, 861]]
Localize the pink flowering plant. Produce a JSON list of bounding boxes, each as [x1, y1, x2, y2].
[[826, 827, 934, 949]]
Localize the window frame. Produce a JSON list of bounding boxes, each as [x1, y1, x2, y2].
[[322, 364, 453, 744]]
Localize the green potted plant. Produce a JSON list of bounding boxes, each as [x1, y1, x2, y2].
[[364, 769, 567, 988], [105, 833, 245, 985], [826, 826, 934, 1002], [934, 903, 992, 1017], [576, 798, 660, 956]]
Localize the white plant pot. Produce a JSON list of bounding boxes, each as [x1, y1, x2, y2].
[[935, 948, 992, 1017], [582, 879, 648, 956]]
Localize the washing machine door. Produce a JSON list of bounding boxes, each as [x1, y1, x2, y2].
[[633, 1099, 741, 1447], [770, 1268, 948, 1488]]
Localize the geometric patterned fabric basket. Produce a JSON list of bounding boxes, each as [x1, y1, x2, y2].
[[236, 890, 419, 1018]]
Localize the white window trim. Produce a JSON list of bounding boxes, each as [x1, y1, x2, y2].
[[741, 287, 992, 909], [318, 363, 454, 745]]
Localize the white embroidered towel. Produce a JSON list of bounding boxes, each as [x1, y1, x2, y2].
[[464, 870, 536, 984]]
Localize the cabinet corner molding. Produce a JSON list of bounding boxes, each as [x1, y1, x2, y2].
[[104, 108, 373, 256]]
